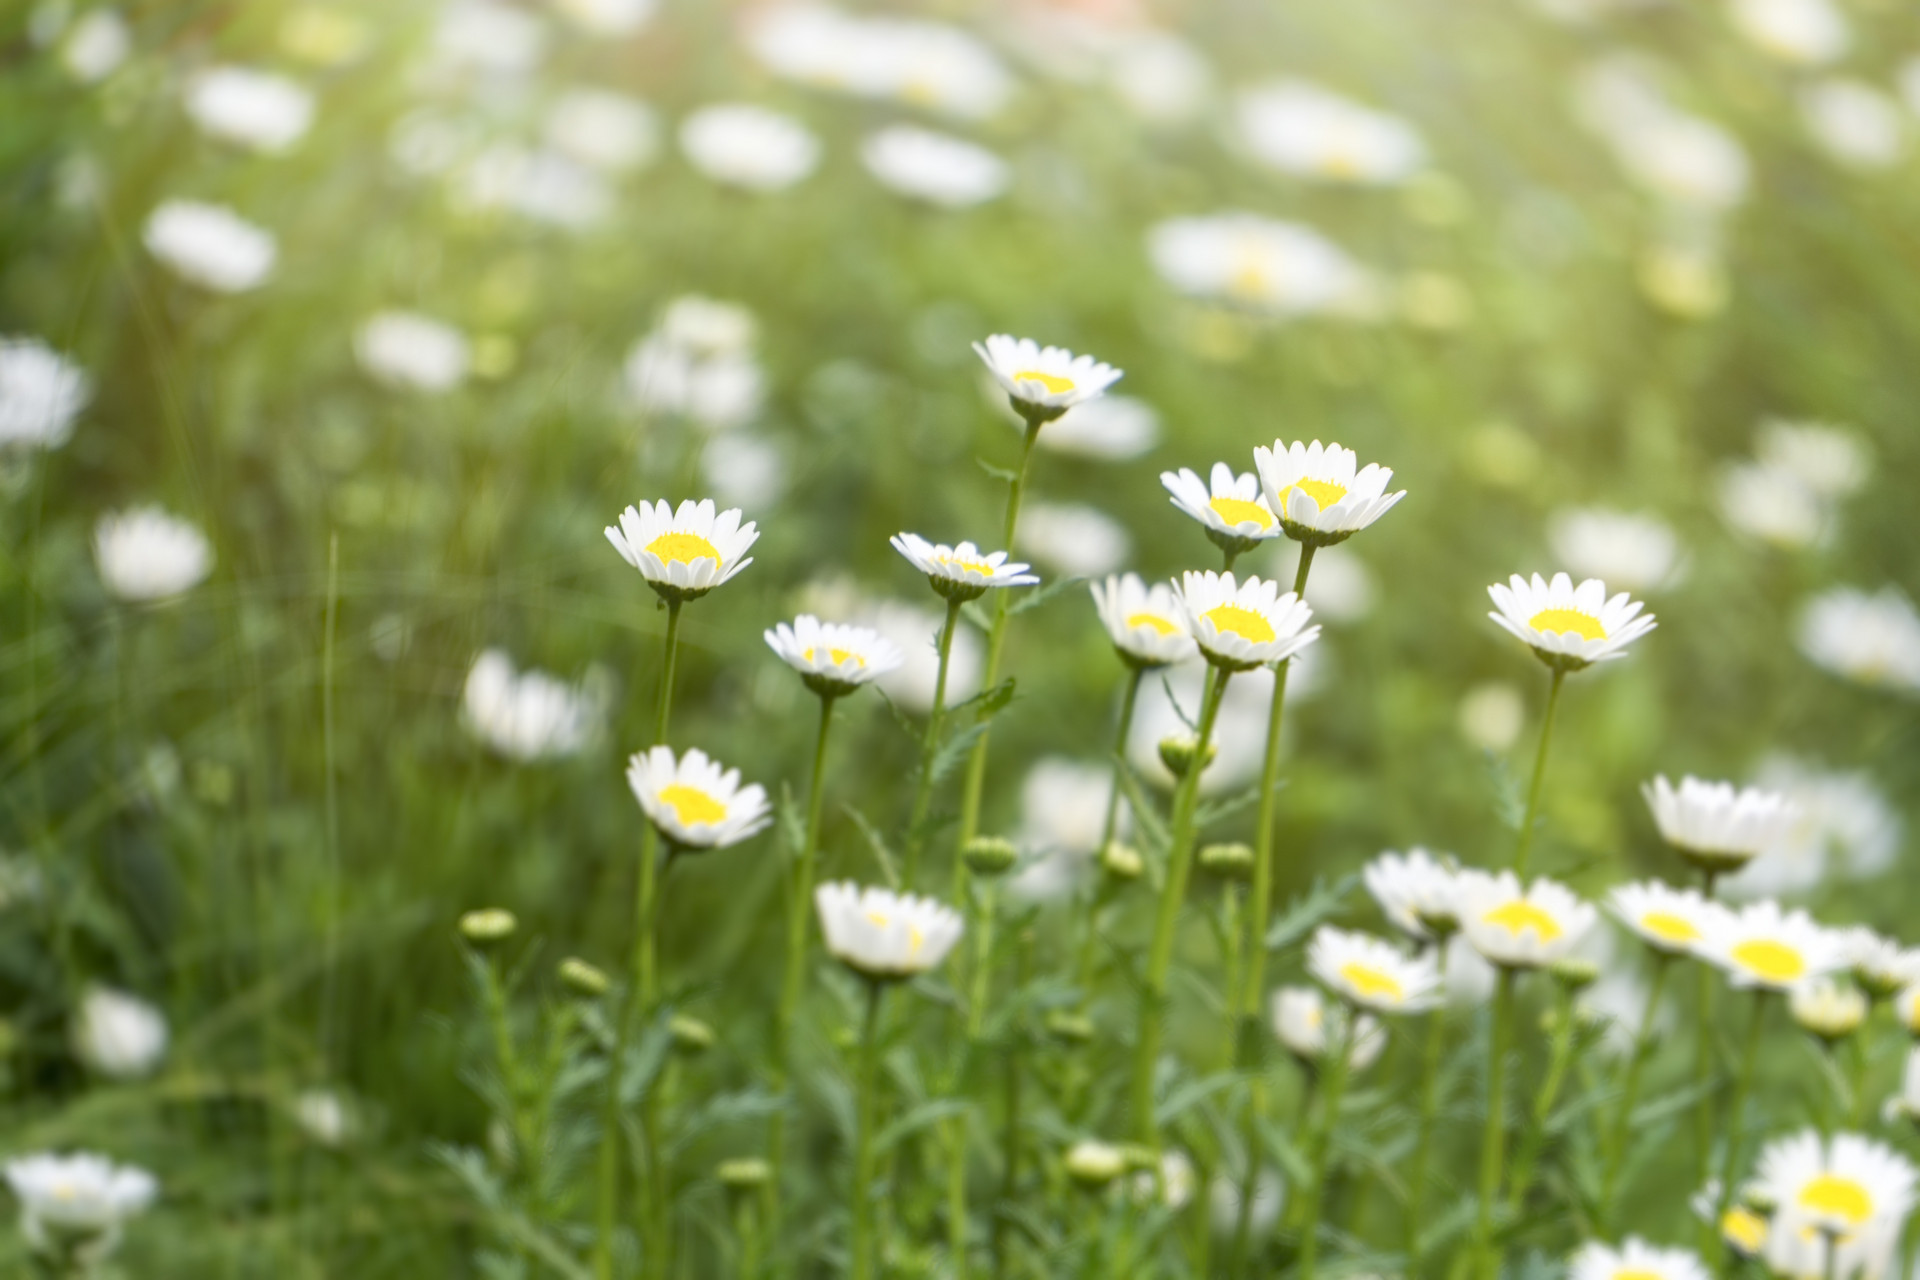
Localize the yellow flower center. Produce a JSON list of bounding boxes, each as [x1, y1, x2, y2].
[[1339, 961, 1404, 1003], [1126, 612, 1179, 635], [1731, 938, 1806, 984], [646, 531, 721, 566], [1229, 255, 1272, 300], [658, 784, 727, 827], [1014, 369, 1074, 395], [1319, 145, 1363, 179], [1208, 496, 1275, 529], [1482, 900, 1562, 941], [1799, 1174, 1874, 1226], [1274, 478, 1350, 513], [1723, 1208, 1769, 1253], [805, 646, 864, 667], [1614, 1271, 1665, 1280], [937, 555, 996, 578], [1641, 911, 1701, 945], [1204, 604, 1276, 644], [1528, 608, 1607, 641]]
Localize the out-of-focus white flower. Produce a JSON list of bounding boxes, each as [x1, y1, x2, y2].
[[763, 615, 904, 698], [1364, 848, 1462, 941], [143, 201, 276, 293], [1174, 571, 1320, 671], [432, 0, 547, 78], [1578, 970, 1671, 1055], [1127, 662, 1287, 794], [625, 297, 765, 432], [462, 649, 604, 762], [815, 881, 963, 979], [1271, 985, 1387, 1069], [605, 498, 758, 602], [1090, 574, 1196, 670], [1254, 440, 1406, 548], [1108, 31, 1210, 124], [1576, 62, 1751, 214], [1729, 0, 1848, 66], [185, 66, 315, 154], [747, 7, 1014, 120], [626, 746, 772, 850], [1802, 80, 1905, 172], [1130, 1148, 1197, 1209], [1841, 927, 1920, 1000], [1644, 776, 1797, 875], [5, 1152, 156, 1261], [0, 337, 89, 449], [1725, 757, 1902, 899], [545, 88, 658, 173], [1755, 421, 1869, 500], [974, 335, 1122, 420], [863, 599, 982, 711], [1267, 542, 1375, 624], [458, 145, 611, 229], [94, 507, 213, 602], [1237, 80, 1424, 185], [701, 433, 786, 511], [1014, 501, 1130, 578], [1796, 587, 1920, 694], [1458, 871, 1597, 968], [1307, 925, 1443, 1014], [1458, 681, 1526, 753], [1752, 1130, 1914, 1280], [860, 125, 1008, 208], [680, 104, 820, 192], [355, 311, 471, 393], [1610, 880, 1717, 957], [1148, 213, 1375, 317], [1209, 1166, 1286, 1239], [891, 533, 1037, 602], [61, 8, 130, 84], [1035, 394, 1159, 460], [1445, 933, 1498, 1006], [1487, 573, 1656, 671], [1548, 508, 1683, 592], [1791, 978, 1868, 1042], [293, 1088, 351, 1146], [72, 986, 167, 1078], [1569, 1236, 1711, 1280], [549, 0, 655, 36], [1008, 756, 1120, 902], [1698, 899, 1845, 990], [1718, 460, 1825, 549]]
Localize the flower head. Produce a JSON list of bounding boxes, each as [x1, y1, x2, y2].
[[94, 507, 214, 603], [1753, 1130, 1915, 1280], [1270, 985, 1386, 1071], [1548, 507, 1684, 593], [1089, 573, 1195, 669], [355, 311, 471, 393], [973, 334, 1122, 425], [1173, 571, 1320, 670], [4, 1152, 156, 1260], [1363, 847, 1462, 941], [0, 336, 89, 449], [1797, 588, 1920, 695], [1148, 213, 1375, 317], [891, 532, 1037, 603], [1609, 880, 1718, 958], [71, 986, 167, 1079], [1487, 572, 1656, 671], [185, 66, 315, 154], [1162, 463, 1279, 558], [1457, 870, 1597, 969], [625, 746, 771, 851], [861, 125, 1008, 208], [461, 650, 604, 763], [1792, 978, 1868, 1044], [1252, 440, 1406, 548], [1307, 925, 1442, 1014], [1236, 79, 1425, 185], [814, 881, 963, 980], [1569, 1237, 1710, 1280], [605, 499, 758, 602], [764, 615, 905, 698], [143, 200, 277, 293], [1697, 899, 1845, 991], [1644, 775, 1796, 874], [679, 103, 820, 192], [1841, 927, 1920, 1000]]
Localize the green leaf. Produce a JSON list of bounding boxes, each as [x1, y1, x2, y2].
[[841, 804, 900, 889], [1263, 874, 1358, 951], [1114, 762, 1170, 856], [1008, 574, 1086, 618], [977, 457, 1020, 484], [1194, 780, 1269, 830], [875, 1098, 972, 1154], [1153, 1069, 1239, 1126]]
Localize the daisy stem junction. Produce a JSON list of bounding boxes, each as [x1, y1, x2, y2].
[[1512, 666, 1566, 878]]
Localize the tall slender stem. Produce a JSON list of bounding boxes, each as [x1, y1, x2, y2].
[[1474, 969, 1517, 1280], [1406, 940, 1452, 1269], [991, 930, 1032, 1280], [850, 982, 887, 1280], [1714, 991, 1769, 1268], [1296, 1006, 1353, 1280], [1512, 667, 1566, 877], [902, 598, 964, 890], [1073, 667, 1143, 1005], [1692, 869, 1721, 1227], [1508, 986, 1576, 1213], [1129, 665, 1233, 1141], [1600, 953, 1673, 1222]]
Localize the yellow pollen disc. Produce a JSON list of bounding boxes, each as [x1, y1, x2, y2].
[[645, 531, 721, 567], [1641, 911, 1701, 944], [1305, 1006, 1323, 1030], [1126, 612, 1179, 635], [1723, 1208, 1768, 1253], [1339, 961, 1404, 1003], [1319, 147, 1363, 179], [1014, 369, 1075, 395], [804, 646, 865, 667], [1205, 604, 1276, 645], [1528, 607, 1607, 641], [1731, 938, 1806, 984], [908, 926, 925, 954], [937, 555, 996, 578], [658, 784, 726, 827], [1209, 496, 1275, 529], [1800, 1174, 1874, 1226], [1482, 900, 1563, 941], [1275, 478, 1351, 513], [1229, 257, 1271, 299], [1614, 1271, 1665, 1280]]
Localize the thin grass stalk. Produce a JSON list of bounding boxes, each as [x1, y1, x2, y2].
[[1692, 869, 1721, 1252]]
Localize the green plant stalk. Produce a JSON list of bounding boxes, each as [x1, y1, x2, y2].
[[901, 597, 964, 890], [1406, 941, 1453, 1268], [1129, 665, 1233, 1142], [1714, 990, 1769, 1269], [1474, 969, 1518, 1280], [1073, 667, 1143, 1005], [1296, 1005, 1354, 1280], [1508, 986, 1577, 1214], [1600, 953, 1673, 1222], [1512, 667, 1566, 877], [946, 1112, 970, 1280], [950, 878, 1001, 1280], [850, 982, 887, 1280], [766, 693, 839, 1238], [1692, 869, 1721, 1229], [1847, 1035, 1869, 1129], [991, 930, 1032, 1280], [735, 1192, 763, 1280]]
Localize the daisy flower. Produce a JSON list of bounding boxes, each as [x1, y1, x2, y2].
[[1644, 775, 1796, 875], [1306, 925, 1443, 1014], [763, 615, 904, 698], [1457, 870, 1597, 969], [0, 336, 90, 449], [1487, 572, 1656, 671], [1252, 440, 1406, 548], [1884, 1047, 1920, 1125], [1609, 880, 1719, 957], [1697, 899, 1845, 990], [1753, 1130, 1915, 1280], [1236, 79, 1425, 185], [1362, 848, 1462, 941], [605, 498, 758, 602], [1842, 927, 1920, 1000], [1148, 213, 1375, 317], [1692, 1182, 1772, 1258], [625, 746, 772, 851], [1270, 985, 1386, 1071], [1089, 573, 1196, 669], [861, 125, 1008, 208], [1161, 462, 1279, 559], [4, 1152, 156, 1259], [355, 311, 471, 394], [1173, 571, 1320, 671], [70, 986, 167, 1079], [678, 103, 820, 192], [461, 649, 604, 762], [94, 507, 214, 603], [1547, 507, 1684, 593], [185, 66, 315, 154], [1569, 1237, 1710, 1280], [972, 334, 1123, 426], [142, 200, 277, 293], [891, 533, 1038, 603], [1896, 985, 1920, 1038], [814, 881, 963, 981], [1791, 978, 1868, 1044], [1796, 587, 1920, 695]]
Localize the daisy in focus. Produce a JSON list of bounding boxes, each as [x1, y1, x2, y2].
[[973, 334, 1122, 426], [1306, 925, 1443, 1014], [1161, 462, 1279, 560], [764, 615, 905, 698], [814, 881, 964, 981], [1173, 571, 1320, 671], [1271, 985, 1387, 1072], [891, 532, 1038, 602], [1089, 573, 1196, 669], [1697, 899, 1845, 990], [1487, 572, 1656, 671], [1568, 1236, 1710, 1280], [1252, 440, 1407, 548], [1643, 775, 1795, 875], [1363, 847, 1462, 941], [605, 498, 758, 602], [1457, 870, 1597, 968], [1609, 880, 1718, 957], [626, 746, 772, 851]]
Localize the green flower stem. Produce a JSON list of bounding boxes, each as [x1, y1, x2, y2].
[[1847, 1035, 1869, 1129], [1474, 968, 1518, 1280], [1129, 664, 1233, 1142], [734, 1193, 763, 1280], [766, 693, 839, 1237], [946, 1112, 970, 1280], [1508, 986, 1577, 1214], [902, 597, 964, 891], [1074, 667, 1144, 1004], [850, 981, 888, 1280], [480, 952, 535, 1270], [1406, 940, 1453, 1269], [1692, 869, 1721, 1235], [1512, 667, 1566, 878], [1714, 990, 1770, 1268], [991, 929, 1033, 1280], [1296, 1005, 1354, 1280], [1600, 953, 1674, 1223]]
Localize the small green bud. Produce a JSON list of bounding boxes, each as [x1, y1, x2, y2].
[[1046, 1010, 1094, 1045], [460, 908, 517, 945], [1099, 841, 1143, 882], [717, 1157, 771, 1191], [962, 835, 1020, 878], [1157, 734, 1215, 780], [1549, 959, 1599, 992], [1198, 842, 1255, 883], [1118, 1144, 1159, 1173], [1063, 1140, 1126, 1187], [558, 957, 610, 997], [670, 1014, 716, 1055]]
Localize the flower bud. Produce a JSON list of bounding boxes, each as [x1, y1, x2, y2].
[[670, 1014, 716, 1055], [1064, 1140, 1126, 1188], [1099, 841, 1143, 882], [559, 957, 610, 998], [1118, 1144, 1159, 1173], [717, 1157, 771, 1191], [1157, 733, 1215, 780], [1046, 1010, 1094, 1045], [459, 908, 517, 945], [1549, 959, 1599, 992], [1198, 842, 1254, 883], [962, 835, 1020, 878]]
